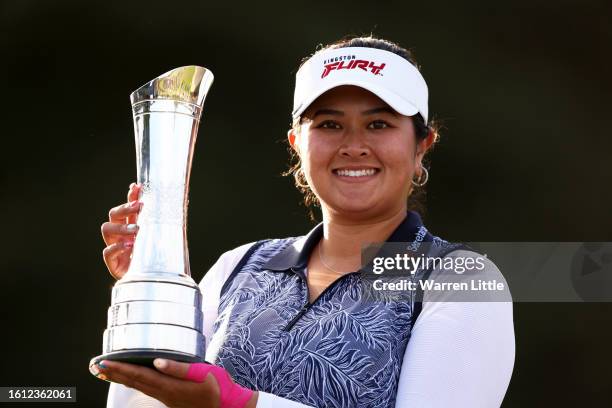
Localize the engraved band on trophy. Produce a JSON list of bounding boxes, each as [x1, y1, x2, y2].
[[91, 66, 214, 366]]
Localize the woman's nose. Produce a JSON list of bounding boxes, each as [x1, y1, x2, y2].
[[338, 130, 370, 157]]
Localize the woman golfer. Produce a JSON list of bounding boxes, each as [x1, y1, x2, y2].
[[93, 36, 515, 407]]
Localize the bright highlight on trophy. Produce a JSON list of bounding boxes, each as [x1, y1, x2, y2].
[[91, 66, 214, 367]]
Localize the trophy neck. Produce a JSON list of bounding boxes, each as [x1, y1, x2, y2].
[[125, 66, 214, 280]]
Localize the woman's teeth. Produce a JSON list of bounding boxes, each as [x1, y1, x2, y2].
[[335, 169, 377, 177]]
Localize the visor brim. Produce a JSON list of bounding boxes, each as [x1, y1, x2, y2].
[[292, 80, 420, 120]]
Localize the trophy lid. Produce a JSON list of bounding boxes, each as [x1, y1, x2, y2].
[[130, 66, 214, 107]]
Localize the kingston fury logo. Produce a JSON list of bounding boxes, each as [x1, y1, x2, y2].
[[321, 55, 386, 78]]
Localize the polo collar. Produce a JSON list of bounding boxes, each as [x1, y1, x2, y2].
[[263, 210, 428, 272]]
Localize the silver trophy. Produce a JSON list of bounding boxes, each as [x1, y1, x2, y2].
[[91, 66, 214, 366]]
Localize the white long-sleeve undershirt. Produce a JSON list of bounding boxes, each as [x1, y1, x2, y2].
[[107, 243, 515, 408]]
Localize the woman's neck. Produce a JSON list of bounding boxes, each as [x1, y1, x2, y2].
[[317, 206, 408, 273]]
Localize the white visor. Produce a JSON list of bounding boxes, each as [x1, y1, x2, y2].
[[292, 47, 428, 124]]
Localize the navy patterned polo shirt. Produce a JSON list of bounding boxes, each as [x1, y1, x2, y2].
[[205, 211, 466, 408]]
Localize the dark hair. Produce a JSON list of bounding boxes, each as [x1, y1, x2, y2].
[[284, 35, 440, 221]]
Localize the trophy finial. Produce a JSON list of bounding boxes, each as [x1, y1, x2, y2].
[[130, 66, 214, 107]]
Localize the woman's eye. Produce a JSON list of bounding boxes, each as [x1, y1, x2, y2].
[[318, 120, 341, 129], [368, 120, 389, 130]]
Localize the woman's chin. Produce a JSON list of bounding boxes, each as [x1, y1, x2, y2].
[[327, 195, 379, 214]]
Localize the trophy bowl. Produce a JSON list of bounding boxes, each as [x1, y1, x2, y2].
[[91, 66, 214, 367]]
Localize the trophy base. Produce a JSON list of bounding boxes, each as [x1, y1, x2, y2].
[[90, 349, 209, 369]]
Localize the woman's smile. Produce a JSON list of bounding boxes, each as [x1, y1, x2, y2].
[[332, 166, 381, 182]]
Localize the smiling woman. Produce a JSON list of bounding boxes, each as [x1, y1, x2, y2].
[[286, 39, 437, 223], [98, 35, 515, 408], [289, 86, 433, 223]]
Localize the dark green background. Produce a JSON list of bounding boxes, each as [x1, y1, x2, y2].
[[1, 0, 610, 406]]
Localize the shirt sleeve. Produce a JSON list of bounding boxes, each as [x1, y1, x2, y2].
[[256, 392, 315, 407], [105, 242, 257, 408], [394, 249, 516, 408], [200, 242, 258, 347]]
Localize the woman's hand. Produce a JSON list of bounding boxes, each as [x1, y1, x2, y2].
[[90, 359, 258, 408], [101, 182, 142, 280]]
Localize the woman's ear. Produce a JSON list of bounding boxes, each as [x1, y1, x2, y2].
[[287, 129, 298, 151], [416, 129, 436, 159]]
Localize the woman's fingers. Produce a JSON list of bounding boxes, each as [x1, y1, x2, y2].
[[100, 183, 144, 280], [108, 200, 142, 223], [102, 241, 134, 280], [127, 182, 138, 201], [101, 221, 139, 246], [153, 359, 191, 380], [126, 183, 142, 225], [94, 360, 176, 403]]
